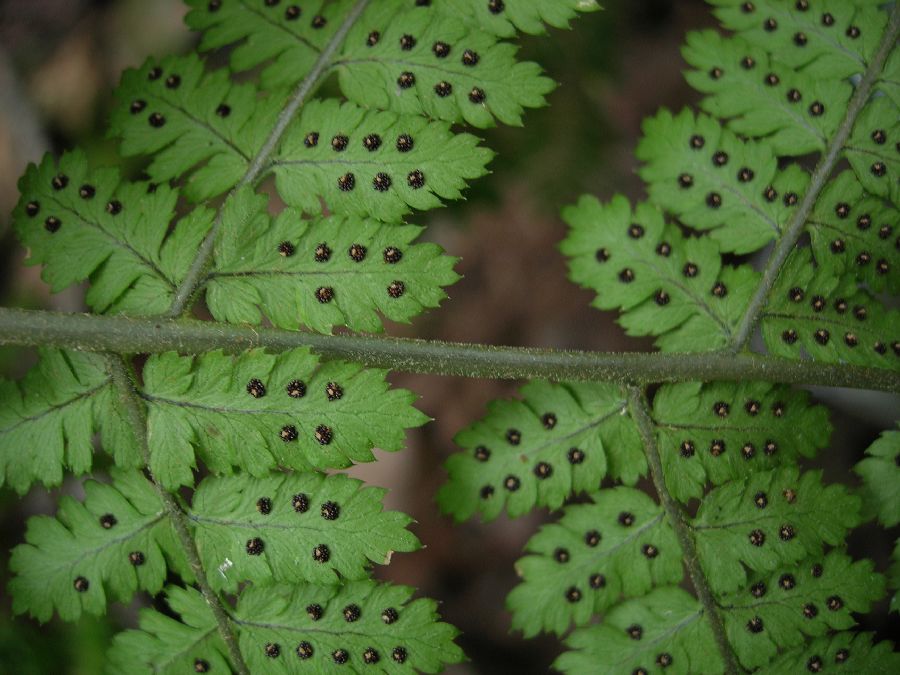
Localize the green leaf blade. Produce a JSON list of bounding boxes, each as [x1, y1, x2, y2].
[[720, 552, 884, 669], [854, 429, 900, 527], [109, 54, 269, 201], [637, 108, 804, 254], [561, 194, 758, 351], [438, 380, 643, 522], [337, 5, 555, 127], [106, 586, 229, 675], [708, 0, 885, 78], [845, 96, 900, 205], [190, 472, 419, 592], [555, 587, 723, 675], [271, 100, 493, 222], [683, 30, 849, 156], [184, 0, 346, 92], [507, 488, 682, 637], [0, 350, 140, 493], [143, 349, 427, 489], [766, 631, 900, 674], [808, 171, 898, 294], [234, 580, 463, 673], [653, 381, 831, 502], [9, 471, 187, 623], [693, 467, 861, 594], [206, 188, 460, 333], [12, 152, 209, 316], [761, 250, 899, 369]]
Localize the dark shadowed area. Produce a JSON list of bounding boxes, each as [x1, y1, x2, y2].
[[0, 1, 896, 673]]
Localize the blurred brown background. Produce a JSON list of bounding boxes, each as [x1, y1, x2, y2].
[[0, 0, 896, 672]]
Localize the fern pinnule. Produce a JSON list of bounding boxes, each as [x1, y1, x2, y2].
[[9, 470, 189, 622], [438, 380, 643, 522], [13, 151, 212, 316], [561, 194, 760, 351], [653, 381, 830, 501], [0, 350, 139, 493], [190, 471, 419, 592], [208, 189, 460, 333], [506, 488, 683, 638], [141, 347, 426, 488]]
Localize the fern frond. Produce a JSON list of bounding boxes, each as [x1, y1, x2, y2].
[[653, 381, 831, 501], [561, 194, 759, 351], [142, 348, 426, 488], [854, 429, 899, 527], [438, 380, 643, 522], [766, 631, 900, 674], [232, 580, 463, 672], [0, 350, 139, 493], [439, 1, 898, 670], [760, 250, 899, 368], [106, 585, 229, 674], [12, 151, 213, 315], [506, 488, 682, 637], [693, 467, 860, 594], [206, 188, 459, 333], [8, 470, 188, 622], [719, 552, 884, 669], [190, 472, 418, 592], [555, 587, 722, 675]]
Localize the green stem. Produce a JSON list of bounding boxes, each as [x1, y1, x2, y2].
[[165, 0, 372, 318], [104, 355, 251, 675], [728, 5, 900, 352], [626, 386, 742, 675], [1, 307, 897, 391]]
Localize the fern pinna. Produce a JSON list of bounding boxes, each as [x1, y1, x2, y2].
[[0, 1, 898, 674], [2, 0, 599, 672], [437, 0, 900, 672]]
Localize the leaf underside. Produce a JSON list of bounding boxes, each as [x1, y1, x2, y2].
[[0, 350, 139, 494], [4, 0, 898, 673], [142, 348, 426, 489], [107, 581, 465, 674], [9, 470, 188, 623], [450, 4, 898, 666], [190, 472, 419, 592]]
